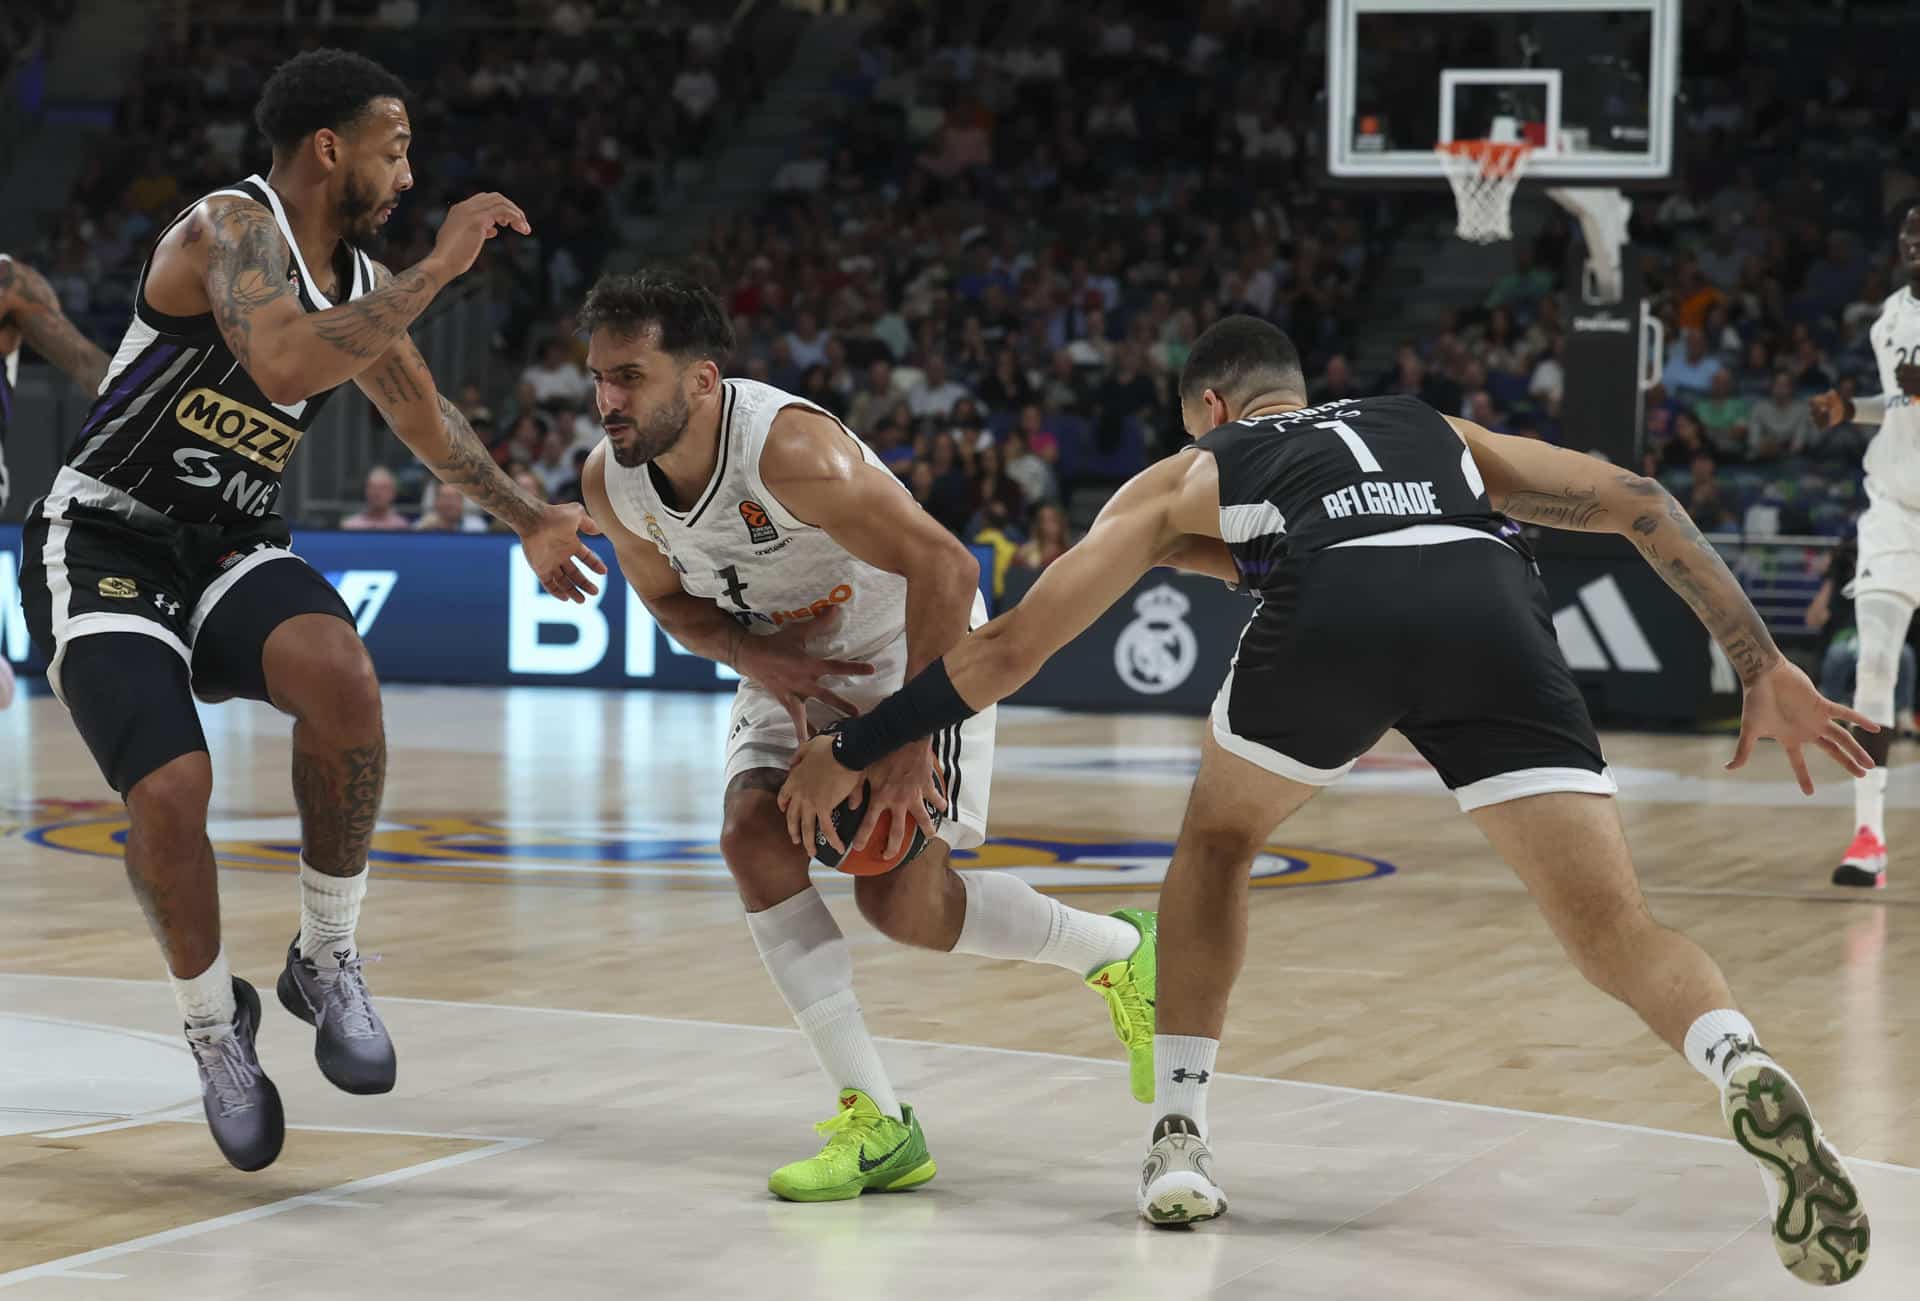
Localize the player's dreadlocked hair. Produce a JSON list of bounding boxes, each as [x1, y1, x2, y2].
[[255, 49, 408, 155], [578, 268, 736, 368], [1180, 314, 1307, 407]]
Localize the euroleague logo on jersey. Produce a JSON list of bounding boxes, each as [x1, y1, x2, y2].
[[738, 499, 778, 545]]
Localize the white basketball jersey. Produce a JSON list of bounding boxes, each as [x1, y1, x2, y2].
[[600, 378, 910, 661], [1864, 287, 1920, 508]]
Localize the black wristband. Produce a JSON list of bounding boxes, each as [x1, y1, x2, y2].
[[830, 657, 976, 771]]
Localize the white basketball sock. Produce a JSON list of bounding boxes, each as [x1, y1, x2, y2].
[[1854, 769, 1888, 844], [954, 870, 1140, 974], [298, 858, 367, 966], [746, 887, 901, 1119], [1683, 1008, 1763, 1085], [171, 946, 237, 1034], [1155, 1035, 1219, 1139]]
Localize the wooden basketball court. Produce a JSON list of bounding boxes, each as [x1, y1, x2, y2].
[[3, 686, 1916, 1297]]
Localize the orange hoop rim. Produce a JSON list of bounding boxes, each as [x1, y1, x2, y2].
[[1435, 139, 1533, 178]]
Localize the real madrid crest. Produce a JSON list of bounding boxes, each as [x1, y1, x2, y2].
[[1113, 583, 1197, 695]]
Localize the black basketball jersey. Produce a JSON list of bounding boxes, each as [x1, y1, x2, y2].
[[55, 175, 376, 525], [1192, 394, 1519, 595]]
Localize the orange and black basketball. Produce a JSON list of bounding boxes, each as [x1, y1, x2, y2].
[[812, 771, 946, 877]]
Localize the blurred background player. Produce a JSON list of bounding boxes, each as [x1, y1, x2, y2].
[[1811, 200, 1920, 888], [574, 268, 1157, 1202]]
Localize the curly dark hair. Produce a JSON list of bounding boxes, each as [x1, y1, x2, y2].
[[579, 268, 735, 367], [254, 49, 408, 154], [1179, 314, 1305, 406]]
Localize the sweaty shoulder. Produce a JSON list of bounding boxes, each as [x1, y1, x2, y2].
[[759, 402, 860, 491]]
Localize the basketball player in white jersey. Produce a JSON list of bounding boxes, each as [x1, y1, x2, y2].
[[574, 269, 1159, 1202], [1812, 199, 1920, 887], [0, 253, 111, 709]]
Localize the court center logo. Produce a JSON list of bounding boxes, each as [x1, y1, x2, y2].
[[10, 801, 1394, 894], [1114, 584, 1198, 695]]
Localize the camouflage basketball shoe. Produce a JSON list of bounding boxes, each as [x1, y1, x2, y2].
[[1138, 1115, 1227, 1226], [1086, 908, 1158, 1102], [768, 1090, 936, 1203], [1719, 1040, 1870, 1285]]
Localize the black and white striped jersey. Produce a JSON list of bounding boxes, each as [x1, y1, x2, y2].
[[1191, 394, 1520, 596], [51, 175, 376, 526]]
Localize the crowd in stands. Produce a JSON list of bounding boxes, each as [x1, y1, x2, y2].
[[42, 1, 761, 351], [22, 0, 1920, 579], [1311, 0, 1919, 547]]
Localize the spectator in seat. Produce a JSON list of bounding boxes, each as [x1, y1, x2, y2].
[[340, 466, 410, 531], [908, 354, 971, 421], [1003, 427, 1057, 508], [1748, 371, 1815, 460], [416, 482, 488, 534], [1015, 502, 1072, 570], [1683, 451, 1737, 532], [533, 430, 573, 499], [1664, 327, 1726, 397], [1309, 353, 1363, 405], [521, 339, 591, 407], [846, 359, 897, 433], [1696, 369, 1753, 461]]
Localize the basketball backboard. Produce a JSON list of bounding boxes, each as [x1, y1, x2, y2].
[[1326, 0, 1681, 184]]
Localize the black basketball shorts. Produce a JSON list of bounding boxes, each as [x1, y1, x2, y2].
[[19, 488, 353, 709], [1213, 527, 1613, 811]]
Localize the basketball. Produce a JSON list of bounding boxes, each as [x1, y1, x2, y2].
[[812, 772, 945, 876]]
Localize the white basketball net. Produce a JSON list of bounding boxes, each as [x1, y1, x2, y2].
[[1436, 141, 1532, 244]]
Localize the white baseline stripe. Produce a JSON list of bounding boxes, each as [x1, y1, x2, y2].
[[3, 973, 1915, 1176], [0, 1136, 537, 1290]]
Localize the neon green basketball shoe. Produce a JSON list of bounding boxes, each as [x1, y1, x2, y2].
[[1086, 908, 1158, 1103], [767, 1089, 936, 1203]]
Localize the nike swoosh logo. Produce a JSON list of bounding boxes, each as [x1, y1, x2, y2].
[[858, 1137, 909, 1173]]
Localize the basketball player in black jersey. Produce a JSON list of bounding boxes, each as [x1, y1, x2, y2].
[[0, 253, 111, 709], [14, 50, 604, 1172], [784, 317, 1874, 1285]]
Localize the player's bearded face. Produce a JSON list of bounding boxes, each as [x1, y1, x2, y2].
[[340, 168, 389, 243], [605, 380, 691, 467]]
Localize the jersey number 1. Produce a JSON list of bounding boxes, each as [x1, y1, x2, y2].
[[1315, 418, 1485, 499]]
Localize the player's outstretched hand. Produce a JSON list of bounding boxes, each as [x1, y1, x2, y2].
[[734, 606, 874, 742], [519, 502, 607, 602], [1898, 363, 1920, 399], [850, 739, 948, 860], [1808, 390, 1850, 430], [1726, 659, 1877, 795], [780, 734, 864, 853], [427, 193, 532, 279]]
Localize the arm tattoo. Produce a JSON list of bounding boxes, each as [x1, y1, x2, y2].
[[203, 200, 296, 373], [307, 264, 439, 359], [3, 260, 110, 394], [426, 394, 544, 532], [1497, 485, 1609, 530], [1625, 488, 1779, 685], [203, 202, 442, 384]]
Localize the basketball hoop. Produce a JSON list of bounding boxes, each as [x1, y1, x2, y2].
[[1436, 140, 1533, 244]]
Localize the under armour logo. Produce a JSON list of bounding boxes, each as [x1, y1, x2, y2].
[[1169, 1068, 1211, 1084], [153, 594, 181, 617], [1705, 1033, 1765, 1073]]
